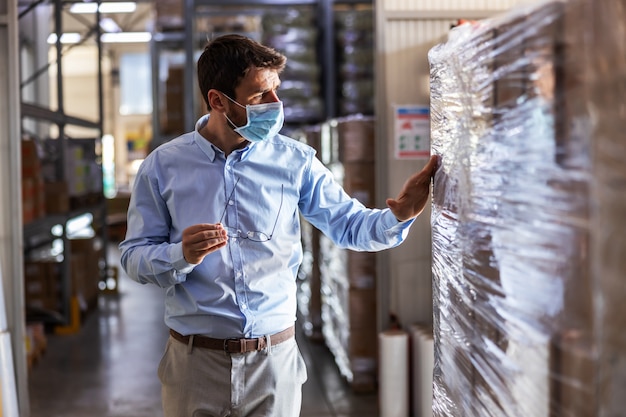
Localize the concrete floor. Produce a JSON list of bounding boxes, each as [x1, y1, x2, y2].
[[27, 246, 379, 417]]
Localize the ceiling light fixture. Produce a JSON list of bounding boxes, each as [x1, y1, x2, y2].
[[101, 32, 151, 43], [47, 33, 82, 44], [47, 31, 151, 44], [70, 2, 137, 14], [100, 17, 122, 33]]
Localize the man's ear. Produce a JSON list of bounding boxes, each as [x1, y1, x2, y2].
[[207, 89, 226, 112]]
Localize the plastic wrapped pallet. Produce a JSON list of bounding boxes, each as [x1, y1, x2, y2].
[[335, 6, 374, 116], [261, 7, 323, 123], [428, 0, 626, 416]]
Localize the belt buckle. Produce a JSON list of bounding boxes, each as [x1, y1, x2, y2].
[[224, 338, 245, 353]]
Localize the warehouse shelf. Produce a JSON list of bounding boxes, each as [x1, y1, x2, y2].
[[19, 0, 108, 332], [21, 103, 99, 130], [23, 206, 104, 250]]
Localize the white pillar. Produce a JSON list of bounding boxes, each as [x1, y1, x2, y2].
[[0, 0, 30, 415]]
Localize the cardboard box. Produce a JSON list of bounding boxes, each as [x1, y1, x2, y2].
[[70, 237, 103, 306], [21, 140, 41, 179], [336, 117, 375, 163], [24, 261, 62, 312], [343, 162, 375, 207], [44, 181, 70, 214], [347, 251, 376, 289], [22, 177, 35, 225]]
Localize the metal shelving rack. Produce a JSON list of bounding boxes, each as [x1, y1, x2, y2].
[[150, 0, 371, 149], [19, 0, 108, 329]]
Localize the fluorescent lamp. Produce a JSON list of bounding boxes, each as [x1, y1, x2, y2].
[[100, 17, 122, 33], [47, 31, 151, 44], [47, 33, 82, 44], [69, 3, 98, 13], [101, 32, 151, 43], [100, 2, 136, 13], [70, 2, 136, 14]]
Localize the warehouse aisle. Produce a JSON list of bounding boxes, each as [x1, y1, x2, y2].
[[27, 245, 379, 417]]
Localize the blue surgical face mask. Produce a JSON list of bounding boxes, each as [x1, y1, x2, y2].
[[222, 93, 284, 142]]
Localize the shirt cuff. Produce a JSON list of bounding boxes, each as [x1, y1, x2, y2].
[[383, 209, 416, 229], [168, 242, 197, 275], [382, 209, 416, 245]]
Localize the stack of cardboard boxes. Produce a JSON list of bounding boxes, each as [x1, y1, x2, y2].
[[317, 116, 378, 392], [21, 139, 46, 225], [294, 116, 378, 391], [24, 236, 103, 318]]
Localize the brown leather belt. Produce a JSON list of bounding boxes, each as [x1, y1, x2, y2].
[[169, 326, 295, 354]]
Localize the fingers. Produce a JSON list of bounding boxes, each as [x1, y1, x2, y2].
[[425, 154, 440, 176], [387, 155, 439, 221], [182, 223, 228, 264], [184, 223, 226, 244], [410, 154, 439, 184]]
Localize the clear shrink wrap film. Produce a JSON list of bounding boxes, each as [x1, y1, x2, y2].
[[428, 0, 625, 416]]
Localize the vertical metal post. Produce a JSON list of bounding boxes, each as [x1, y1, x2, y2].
[[53, 0, 72, 325], [184, 0, 195, 131], [150, 35, 160, 148], [96, 0, 108, 281], [54, 0, 64, 138], [319, 0, 336, 120], [96, 2, 103, 135]]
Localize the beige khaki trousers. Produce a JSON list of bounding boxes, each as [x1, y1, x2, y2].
[[158, 335, 307, 417]]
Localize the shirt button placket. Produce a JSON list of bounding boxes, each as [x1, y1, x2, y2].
[[225, 156, 250, 330]]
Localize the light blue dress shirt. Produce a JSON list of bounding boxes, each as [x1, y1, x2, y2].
[[119, 115, 415, 338]]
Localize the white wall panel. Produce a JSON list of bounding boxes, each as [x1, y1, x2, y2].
[[383, 0, 527, 11], [376, 17, 450, 330], [0, 0, 30, 414]]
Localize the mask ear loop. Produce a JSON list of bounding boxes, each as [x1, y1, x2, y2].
[[223, 112, 240, 130], [221, 92, 247, 110], [220, 92, 249, 131]]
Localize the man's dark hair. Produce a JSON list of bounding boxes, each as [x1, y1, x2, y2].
[[197, 34, 287, 110]]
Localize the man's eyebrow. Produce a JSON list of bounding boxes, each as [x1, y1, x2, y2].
[[255, 84, 280, 94]]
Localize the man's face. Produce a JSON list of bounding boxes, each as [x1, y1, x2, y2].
[[225, 67, 281, 127]]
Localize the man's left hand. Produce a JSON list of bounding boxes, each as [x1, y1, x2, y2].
[[386, 154, 439, 222]]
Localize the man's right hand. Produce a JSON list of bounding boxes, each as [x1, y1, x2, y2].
[[182, 223, 228, 264]]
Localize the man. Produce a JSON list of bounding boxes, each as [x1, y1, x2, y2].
[[120, 34, 438, 417]]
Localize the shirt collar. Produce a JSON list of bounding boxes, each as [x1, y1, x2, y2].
[[194, 114, 218, 161], [194, 114, 255, 161]]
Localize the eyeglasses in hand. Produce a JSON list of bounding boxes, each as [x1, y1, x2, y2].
[[218, 178, 283, 242]]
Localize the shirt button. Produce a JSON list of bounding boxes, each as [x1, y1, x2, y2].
[[228, 200, 234, 206], [226, 165, 232, 170], [241, 304, 247, 310]]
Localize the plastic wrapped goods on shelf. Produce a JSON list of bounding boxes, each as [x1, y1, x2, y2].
[[429, 1, 626, 416], [335, 7, 374, 116]]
